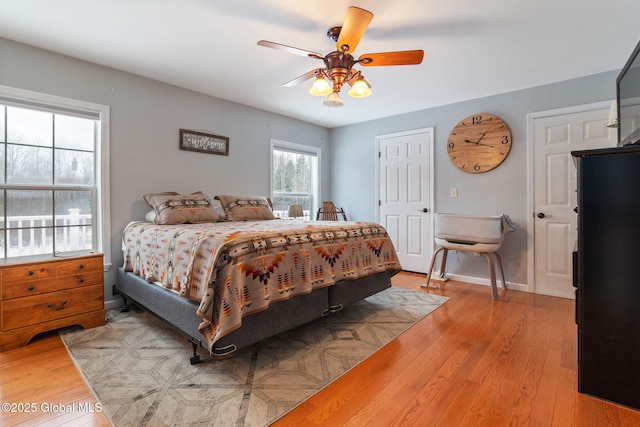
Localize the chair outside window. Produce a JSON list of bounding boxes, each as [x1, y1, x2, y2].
[[316, 201, 347, 221], [288, 205, 304, 219]]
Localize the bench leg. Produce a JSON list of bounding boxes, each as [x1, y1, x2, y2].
[[480, 252, 499, 300], [422, 247, 447, 289], [493, 252, 507, 290], [438, 248, 449, 278]]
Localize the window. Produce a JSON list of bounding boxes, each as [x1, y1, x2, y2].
[[270, 139, 320, 220], [0, 86, 110, 264]]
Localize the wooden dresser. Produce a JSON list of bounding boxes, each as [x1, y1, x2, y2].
[[0, 253, 105, 352]]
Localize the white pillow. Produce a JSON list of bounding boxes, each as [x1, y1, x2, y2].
[[212, 198, 227, 220]]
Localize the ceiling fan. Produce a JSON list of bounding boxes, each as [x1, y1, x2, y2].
[[257, 6, 424, 107]]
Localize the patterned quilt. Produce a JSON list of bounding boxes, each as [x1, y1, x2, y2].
[[122, 219, 401, 351]]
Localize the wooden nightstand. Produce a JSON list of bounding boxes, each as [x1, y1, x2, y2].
[[0, 253, 105, 352]]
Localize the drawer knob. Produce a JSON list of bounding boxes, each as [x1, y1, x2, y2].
[[78, 278, 85, 283], [27, 286, 35, 291], [47, 301, 67, 311], [78, 264, 85, 269], [28, 270, 35, 276]]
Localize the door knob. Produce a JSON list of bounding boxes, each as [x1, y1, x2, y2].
[[537, 212, 546, 218], [418, 208, 429, 213]]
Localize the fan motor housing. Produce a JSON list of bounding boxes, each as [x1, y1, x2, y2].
[[323, 51, 357, 91]]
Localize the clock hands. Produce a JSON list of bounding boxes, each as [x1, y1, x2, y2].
[[464, 129, 499, 148], [466, 141, 499, 149], [464, 129, 489, 145]]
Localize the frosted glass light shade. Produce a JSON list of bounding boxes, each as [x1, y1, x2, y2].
[[309, 76, 332, 96], [323, 92, 344, 107], [348, 78, 372, 98]]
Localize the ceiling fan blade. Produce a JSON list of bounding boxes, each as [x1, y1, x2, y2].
[[257, 40, 323, 60], [336, 7, 373, 53], [283, 69, 321, 87], [358, 50, 424, 66]]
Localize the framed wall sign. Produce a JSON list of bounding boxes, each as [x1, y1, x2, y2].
[[179, 129, 229, 156]]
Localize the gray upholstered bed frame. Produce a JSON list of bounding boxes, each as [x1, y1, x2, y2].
[[115, 268, 393, 363]]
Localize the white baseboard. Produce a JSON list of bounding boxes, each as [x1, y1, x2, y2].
[[431, 271, 529, 293], [104, 298, 123, 311]]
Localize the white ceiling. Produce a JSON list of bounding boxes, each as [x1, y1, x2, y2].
[[1, 0, 639, 128]]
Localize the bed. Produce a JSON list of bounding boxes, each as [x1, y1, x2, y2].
[[116, 193, 401, 363]]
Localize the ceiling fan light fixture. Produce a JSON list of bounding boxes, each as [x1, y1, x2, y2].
[[258, 7, 425, 108], [348, 77, 372, 98], [323, 91, 344, 107], [309, 74, 332, 96]]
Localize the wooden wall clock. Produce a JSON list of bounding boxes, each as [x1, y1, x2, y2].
[[447, 113, 512, 173]]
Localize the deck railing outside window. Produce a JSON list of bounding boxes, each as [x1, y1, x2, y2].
[[3, 210, 92, 257], [272, 192, 312, 219]]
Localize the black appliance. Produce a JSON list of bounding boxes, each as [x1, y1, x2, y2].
[[572, 146, 640, 411]]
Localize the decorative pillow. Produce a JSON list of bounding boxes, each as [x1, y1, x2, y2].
[[144, 210, 156, 222], [215, 195, 275, 221], [143, 191, 218, 224]]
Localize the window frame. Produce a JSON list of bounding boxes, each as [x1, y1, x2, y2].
[[269, 138, 321, 220], [0, 85, 111, 268]]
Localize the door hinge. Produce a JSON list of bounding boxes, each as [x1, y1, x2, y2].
[[378, 200, 381, 206], [378, 151, 381, 158]]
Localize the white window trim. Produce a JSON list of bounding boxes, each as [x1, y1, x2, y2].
[[0, 85, 111, 270], [269, 138, 321, 217]]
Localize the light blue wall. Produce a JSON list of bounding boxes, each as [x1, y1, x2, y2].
[[330, 71, 618, 285], [0, 35, 620, 297], [0, 37, 331, 306]]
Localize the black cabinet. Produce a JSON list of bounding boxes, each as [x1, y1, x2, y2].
[[572, 146, 640, 411]]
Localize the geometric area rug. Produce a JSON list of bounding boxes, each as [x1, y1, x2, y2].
[[60, 287, 448, 427]]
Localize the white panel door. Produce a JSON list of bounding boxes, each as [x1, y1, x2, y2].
[[533, 108, 616, 298], [378, 130, 432, 273]]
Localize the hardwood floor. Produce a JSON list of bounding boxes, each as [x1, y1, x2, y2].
[[0, 272, 638, 426], [0, 330, 110, 426], [273, 272, 640, 427]]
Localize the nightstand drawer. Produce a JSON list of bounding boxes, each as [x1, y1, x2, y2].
[[57, 256, 102, 276], [58, 270, 104, 290], [2, 264, 56, 285], [2, 277, 57, 300], [1, 285, 104, 331]]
